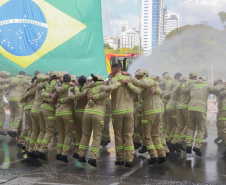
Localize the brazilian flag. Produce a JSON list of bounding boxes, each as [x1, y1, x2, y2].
[[0, 0, 107, 77]]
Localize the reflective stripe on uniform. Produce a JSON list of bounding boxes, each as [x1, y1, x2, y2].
[[41, 104, 54, 111], [145, 108, 164, 115], [112, 108, 134, 115], [48, 116, 55, 120], [188, 107, 206, 113], [177, 104, 188, 109], [219, 117, 226, 121], [124, 146, 134, 150], [55, 111, 73, 116], [79, 145, 88, 149], [31, 109, 39, 113], [115, 146, 123, 150], [166, 105, 175, 110], [84, 109, 104, 116], [147, 145, 155, 150]]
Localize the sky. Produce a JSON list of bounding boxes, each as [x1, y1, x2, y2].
[[101, 0, 226, 37]]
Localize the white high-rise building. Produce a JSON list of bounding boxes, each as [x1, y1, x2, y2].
[[165, 14, 179, 36], [141, 0, 165, 55], [120, 28, 140, 48]]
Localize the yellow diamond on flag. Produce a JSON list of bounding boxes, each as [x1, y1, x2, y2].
[[0, 0, 87, 68]]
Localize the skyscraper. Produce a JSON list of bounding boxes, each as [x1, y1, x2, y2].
[[165, 14, 179, 36], [141, 0, 164, 55]]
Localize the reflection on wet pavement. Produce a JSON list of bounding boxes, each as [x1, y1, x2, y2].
[[0, 120, 226, 184]]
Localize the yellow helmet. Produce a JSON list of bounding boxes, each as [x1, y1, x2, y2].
[[53, 71, 63, 78], [95, 74, 104, 81], [189, 71, 198, 78], [0, 71, 10, 76], [36, 74, 46, 83], [135, 69, 149, 77]]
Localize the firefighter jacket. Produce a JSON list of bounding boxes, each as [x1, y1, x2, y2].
[[71, 83, 111, 118], [213, 86, 226, 113], [69, 85, 88, 114], [21, 87, 36, 111], [182, 81, 223, 114], [0, 83, 9, 106], [55, 82, 74, 117], [127, 77, 163, 116], [1, 75, 30, 102], [160, 78, 174, 104], [110, 73, 138, 115], [40, 80, 57, 112], [165, 80, 180, 111], [31, 82, 45, 114]]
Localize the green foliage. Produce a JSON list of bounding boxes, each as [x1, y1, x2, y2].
[[219, 11, 226, 24], [148, 24, 226, 77], [104, 43, 113, 49]]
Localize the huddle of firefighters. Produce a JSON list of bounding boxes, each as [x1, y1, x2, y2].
[[0, 63, 226, 168]]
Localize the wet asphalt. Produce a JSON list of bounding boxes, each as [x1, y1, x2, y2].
[[0, 114, 226, 185]]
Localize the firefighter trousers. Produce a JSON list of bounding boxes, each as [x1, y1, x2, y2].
[[186, 111, 206, 149], [8, 101, 23, 132], [28, 111, 40, 152], [102, 113, 111, 142], [74, 113, 84, 154], [172, 109, 188, 144], [0, 103, 6, 131], [112, 112, 135, 162], [218, 111, 226, 145], [142, 114, 166, 158], [165, 110, 177, 142], [56, 115, 74, 156], [18, 109, 32, 147], [79, 113, 104, 159], [38, 106, 56, 154], [133, 113, 142, 144]]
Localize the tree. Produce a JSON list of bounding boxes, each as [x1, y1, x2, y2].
[[104, 43, 113, 49], [218, 11, 226, 29], [133, 46, 144, 53], [142, 24, 226, 77]]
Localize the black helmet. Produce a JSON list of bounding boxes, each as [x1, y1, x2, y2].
[[78, 76, 87, 86], [63, 74, 71, 82]]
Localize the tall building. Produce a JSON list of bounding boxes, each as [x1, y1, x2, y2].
[[141, 0, 165, 55], [120, 27, 140, 49], [165, 14, 179, 36]]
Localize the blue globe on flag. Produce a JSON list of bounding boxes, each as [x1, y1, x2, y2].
[[0, 0, 48, 56]]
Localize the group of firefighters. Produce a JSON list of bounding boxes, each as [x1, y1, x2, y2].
[[0, 63, 226, 168]]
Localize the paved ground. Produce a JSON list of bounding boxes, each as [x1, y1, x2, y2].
[[0, 114, 226, 185]]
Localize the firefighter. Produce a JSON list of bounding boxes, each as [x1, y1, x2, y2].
[[0, 71, 10, 135], [182, 78, 223, 156], [213, 80, 226, 156], [213, 78, 224, 143], [27, 74, 47, 156], [1, 72, 30, 137], [17, 80, 36, 150], [124, 69, 167, 164], [55, 74, 74, 163], [35, 71, 63, 160], [108, 64, 138, 167], [101, 96, 112, 147], [77, 74, 111, 167], [69, 76, 88, 159]]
